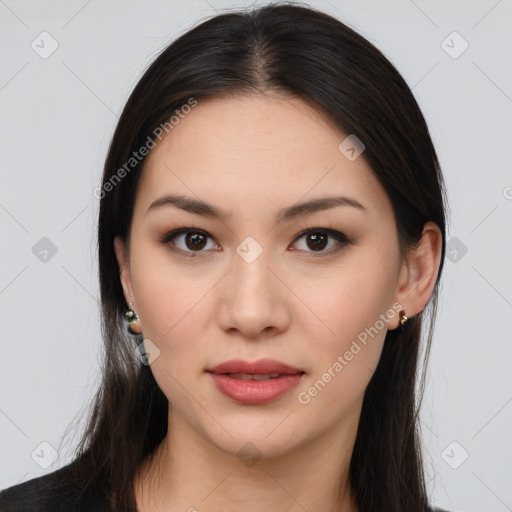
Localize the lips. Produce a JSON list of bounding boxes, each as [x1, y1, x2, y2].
[[206, 359, 305, 405], [207, 358, 304, 376]]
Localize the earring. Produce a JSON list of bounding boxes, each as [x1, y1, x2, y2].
[[399, 310, 409, 327], [125, 302, 141, 335]]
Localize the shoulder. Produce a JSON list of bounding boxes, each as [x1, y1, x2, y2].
[[0, 462, 111, 512], [0, 468, 61, 512], [431, 507, 457, 512]]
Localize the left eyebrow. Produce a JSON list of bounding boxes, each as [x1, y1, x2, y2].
[[146, 194, 366, 223], [275, 195, 366, 223]]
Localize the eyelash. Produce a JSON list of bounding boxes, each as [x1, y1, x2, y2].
[[158, 225, 352, 258]]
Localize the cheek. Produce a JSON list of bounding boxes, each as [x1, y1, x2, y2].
[[299, 251, 398, 405], [308, 257, 396, 342], [127, 257, 213, 391], [129, 239, 209, 337], [131, 261, 210, 403]]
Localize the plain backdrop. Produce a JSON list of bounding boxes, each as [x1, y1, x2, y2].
[[1, 1, 511, 511]]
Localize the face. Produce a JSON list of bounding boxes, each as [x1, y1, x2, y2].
[[115, 93, 407, 460]]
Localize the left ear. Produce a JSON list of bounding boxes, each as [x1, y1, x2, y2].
[[391, 221, 443, 329]]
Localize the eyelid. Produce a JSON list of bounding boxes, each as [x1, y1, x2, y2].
[[290, 227, 352, 257], [292, 226, 351, 244], [158, 226, 218, 257], [159, 225, 352, 256]]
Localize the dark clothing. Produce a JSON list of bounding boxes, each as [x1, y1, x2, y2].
[[0, 464, 455, 512], [0, 462, 112, 512]]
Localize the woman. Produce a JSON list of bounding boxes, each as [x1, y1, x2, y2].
[[0, 3, 452, 511]]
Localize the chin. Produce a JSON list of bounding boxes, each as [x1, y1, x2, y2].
[[199, 419, 309, 463]]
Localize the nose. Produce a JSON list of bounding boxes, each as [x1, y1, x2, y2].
[[216, 249, 291, 340]]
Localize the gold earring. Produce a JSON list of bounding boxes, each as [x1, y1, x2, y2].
[[399, 310, 409, 327], [125, 302, 141, 335]]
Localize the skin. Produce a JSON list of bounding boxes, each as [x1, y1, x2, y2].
[[114, 93, 443, 512]]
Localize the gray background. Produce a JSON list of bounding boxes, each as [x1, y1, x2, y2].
[[1, 1, 511, 511]]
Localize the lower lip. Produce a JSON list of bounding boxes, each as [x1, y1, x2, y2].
[[209, 372, 304, 405]]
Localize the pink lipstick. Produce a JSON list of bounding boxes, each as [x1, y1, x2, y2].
[[206, 358, 305, 405]]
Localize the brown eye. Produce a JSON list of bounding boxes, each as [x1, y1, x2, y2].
[[184, 232, 207, 250], [305, 232, 328, 251], [160, 228, 217, 257], [291, 228, 351, 256]]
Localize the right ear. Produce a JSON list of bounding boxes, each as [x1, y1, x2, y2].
[[114, 236, 134, 305]]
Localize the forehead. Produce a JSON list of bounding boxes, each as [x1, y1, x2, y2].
[[135, 93, 390, 221]]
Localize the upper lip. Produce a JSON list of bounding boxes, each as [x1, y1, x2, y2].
[[207, 358, 305, 375]]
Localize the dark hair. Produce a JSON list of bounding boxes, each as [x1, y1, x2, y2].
[[57, 3, 447, 511]]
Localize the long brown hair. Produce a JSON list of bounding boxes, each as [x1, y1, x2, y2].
[[56, 3, 447, 510]]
